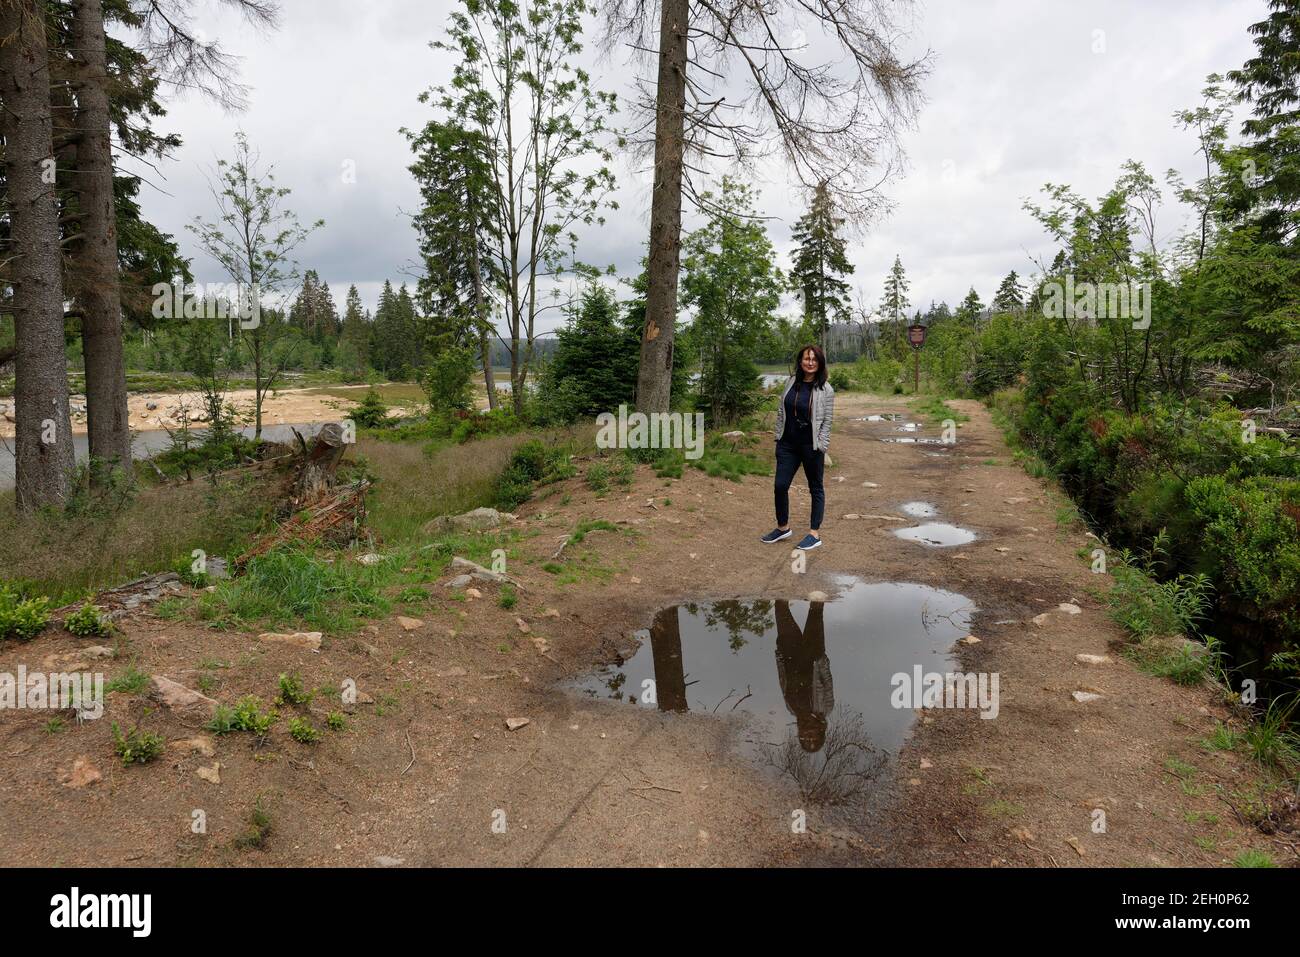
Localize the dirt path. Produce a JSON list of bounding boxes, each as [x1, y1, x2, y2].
[[1, 393, 1289, 867]]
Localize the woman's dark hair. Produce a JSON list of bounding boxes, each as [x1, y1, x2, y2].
[[793, 343, 828, 388]]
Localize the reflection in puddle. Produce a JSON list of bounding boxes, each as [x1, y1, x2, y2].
[[572, 579, 975, 807], [900, 501, 937, 518], [858, 413, 904, 422], [894, 522, 977, 546]]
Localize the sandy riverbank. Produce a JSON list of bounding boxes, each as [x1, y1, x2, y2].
[[0, 385, 420, 439]]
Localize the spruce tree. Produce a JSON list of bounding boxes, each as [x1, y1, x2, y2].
[[991, 271, 1026, 313], [789, 183, 855, 351], [879, 255, 911, 357]]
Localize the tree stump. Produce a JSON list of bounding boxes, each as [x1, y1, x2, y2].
[[295, 423, 347, 502]]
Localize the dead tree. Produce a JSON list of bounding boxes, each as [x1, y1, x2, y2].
[[600, 0, 930, 413]]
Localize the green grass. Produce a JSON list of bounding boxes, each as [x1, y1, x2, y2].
[[983, 800, 1024, 818], [1239, 698, 1300, 771], [234, 798, 273, 850], [1232, 849, 1276, 868], [909, 395, 970, 424], [1202, 722, 1240, 753], [105, 663, 150, 695]]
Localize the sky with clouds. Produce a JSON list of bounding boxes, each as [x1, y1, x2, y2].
[[123, 0, 1266, 329]]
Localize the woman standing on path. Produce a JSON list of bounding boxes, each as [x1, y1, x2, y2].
[[762, 344, 834, 550]]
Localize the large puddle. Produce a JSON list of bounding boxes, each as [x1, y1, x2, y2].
[[572, 578, 976, 803]]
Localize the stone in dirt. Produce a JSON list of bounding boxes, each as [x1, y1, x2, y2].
[[170, 736, 216, 757], [962, 635, 981, 644], [150, 675, 218, 718], [807, 591, 829, 601], [862, 481, 879, 488], [423, 507, 516, 536], [1057, 603, 1082, 615], [397, 617, 424, 632], [1032, 613, 1050, 626], [374, 856, 405, 868], [62, 756, 102, 789], [531, 636, 551, 655], [195, 762, 222, 784], [465, 587, 482, 599], [258, 631, 323, 650], [444, 574, 474, 588], [357, 553, 382, 566], [543, 608, 560, 618], [506, 717, 530, 731], [1071, 691, 1103, 703], [81, 645, 115, 659], [448, 556, 522, 588], [1076, 654, 1111, 665], [436, 667, 468, 678], [515, 618, 530, 634]]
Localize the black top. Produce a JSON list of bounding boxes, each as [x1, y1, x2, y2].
[[782, 379, 815, 444]]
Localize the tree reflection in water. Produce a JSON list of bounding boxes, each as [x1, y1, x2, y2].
[[760, 710, 887, 808]]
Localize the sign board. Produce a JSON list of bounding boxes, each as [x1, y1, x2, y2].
[[907, 323, 927, 350]]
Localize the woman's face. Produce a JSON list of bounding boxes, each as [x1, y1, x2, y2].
[[800, 350, 818, 375]]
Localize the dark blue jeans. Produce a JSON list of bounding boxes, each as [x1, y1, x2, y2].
[[775, 436, 825, 531]]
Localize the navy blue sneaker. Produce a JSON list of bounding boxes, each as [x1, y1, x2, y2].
[[761, 528, 792, 543], [796, 534, 822, 550]]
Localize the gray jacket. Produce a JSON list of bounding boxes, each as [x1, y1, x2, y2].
[[774, 376, 834, 452]]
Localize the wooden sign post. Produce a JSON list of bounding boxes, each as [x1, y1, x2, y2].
[[907, 323, 927, 393]]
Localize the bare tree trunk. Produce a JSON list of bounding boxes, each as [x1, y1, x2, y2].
[[1, 0, 75, 510], [71, 0, 130, 482], [467, 196, 497, 412], [636, 0, 687, 415]]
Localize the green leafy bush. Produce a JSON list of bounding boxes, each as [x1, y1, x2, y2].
[[65, 602, 110, 638], [276, 673, 313, 707], [112, 723, 165, 765], [0, 585, 50, 642], [493, 440, 576, 510], [288, 717, 321, 743], [208, 695, 277, 736]]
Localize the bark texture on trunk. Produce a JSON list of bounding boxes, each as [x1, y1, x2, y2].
[[71, 0, 130, 479], [1, 0, 75, 509], [636, 0, 688, 415]]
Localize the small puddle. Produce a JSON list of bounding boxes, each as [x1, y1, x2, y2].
[[900, 501, 938, 518], [880, 436, 949, 445], [894, 422, 922, 432], [858, 413, 904, 422], [570, 579, 976, 803], [893, 522, 977, 547]]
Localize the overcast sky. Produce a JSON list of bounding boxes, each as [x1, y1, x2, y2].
[[123, 0, 1265, 328]]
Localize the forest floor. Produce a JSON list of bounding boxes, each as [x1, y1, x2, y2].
[[1, 392, 1295, 867]]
